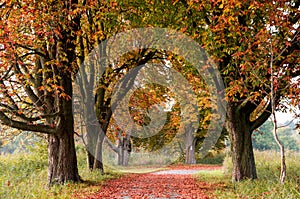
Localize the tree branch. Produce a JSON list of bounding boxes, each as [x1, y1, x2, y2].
[[15, 43, 47, 58], [103, 137, 119, 153], [0, 111, 56, 134], [13, 62, 44, 108], [250, 102, 272, 132]]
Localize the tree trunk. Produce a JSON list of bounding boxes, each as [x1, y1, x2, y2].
[[186, 144, 196, 164], [118, 146, 123, 166], [122, 150, 130, 166], [84, 110, 106, 171], [86, 150, 94, 170], [122, 135, 131, 166], [117, 137, 123, 165], [185, 124, 196, 164], [272, 119, 286, 183], [85, 122, 97, 170], [93, 128, 105, 173], [47, 74, 81, 184], [270, 58, 286, 184], [226, 105, 257, 182], [48, 134, 59, 184], [117, 135, 131, 166], [47, 132, 81, 184]]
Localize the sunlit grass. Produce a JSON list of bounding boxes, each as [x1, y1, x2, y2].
[[0, 145, 121, 199], [2, 146, 300, 198], [108, 165, 168, 174], [195, 150, 300, 199]]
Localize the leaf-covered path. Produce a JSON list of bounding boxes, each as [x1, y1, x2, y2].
[[78, 165, 221, 199]]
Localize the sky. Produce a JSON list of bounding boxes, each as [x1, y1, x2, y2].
[[276, 111, 299, 126]]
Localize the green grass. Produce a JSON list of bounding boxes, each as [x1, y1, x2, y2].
[[195, 150, 300, 199], [2, 146, 300, 199], [108, 165, 168, 174], [0, 144, 121, 199]]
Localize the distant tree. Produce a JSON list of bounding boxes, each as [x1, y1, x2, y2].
[[253, 120, 299, 152]]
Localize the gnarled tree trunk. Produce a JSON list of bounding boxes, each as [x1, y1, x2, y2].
[[47, 77, 81, 184], [48, 133, 81, 184], [226, 105, 257, 182]]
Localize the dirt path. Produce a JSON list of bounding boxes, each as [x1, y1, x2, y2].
[[77, 165, 221, 199]]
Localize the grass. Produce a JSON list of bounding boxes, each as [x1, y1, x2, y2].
[[2, 145, 300, 199], [108, 164, 168, 174], [0, 144, 121, 199], [195, 150, 300, 199]]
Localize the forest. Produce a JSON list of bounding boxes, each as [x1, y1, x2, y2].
[[0, 0, 299, 198]]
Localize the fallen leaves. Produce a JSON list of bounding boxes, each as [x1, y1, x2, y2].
[[77, 165, 221, 199]]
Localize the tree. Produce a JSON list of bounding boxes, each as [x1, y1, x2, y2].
[[74, 0, 300, 182], [0, 1, 81, 184], [73, 0, 225, 172], [73, 0, 126, 172], [259, 1, 300, 183], [117, 0, 299, 181], [3, 0, 295, 185], [190, 0, 299, 181], [125, 63, 226, 164], [253, 120, 299, 151]]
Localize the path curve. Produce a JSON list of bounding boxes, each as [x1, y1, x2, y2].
[[78, 165, 221, 199]]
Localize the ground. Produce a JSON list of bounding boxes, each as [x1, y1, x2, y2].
[[75, 165, 221, 199]]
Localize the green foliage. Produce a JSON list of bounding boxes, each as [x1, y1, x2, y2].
[[196, 151, 226, 165], [196, 151, 300, 198], [253, 120, 300, 151], [0, 132, 43, 154]]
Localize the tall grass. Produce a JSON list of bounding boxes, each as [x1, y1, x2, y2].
[[196, 150, 300, 199], [0, 143, 120, 199]]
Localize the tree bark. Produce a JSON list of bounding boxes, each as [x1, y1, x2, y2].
[[117, 137, 123, 165], [47, 76, 81, 184], [121, 135, 131, 166], [85, 121, 97, 170], [226, 105, 257, 182], [116, 134, 131, 166], [47, 133, 81, 184], [93, 128, 105, 173], [186, 144, 196, 164], [48, 134, 59, 184], [185, 124, 196, 164], [86, 150, 94, 170], [47, 127, 80, 184], [272, 116, 286, 183], [270, 50, 286, 184], [92, 107, 112, 171]]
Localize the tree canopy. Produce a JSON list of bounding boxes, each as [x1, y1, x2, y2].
[[0, 0, 299, 183]]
